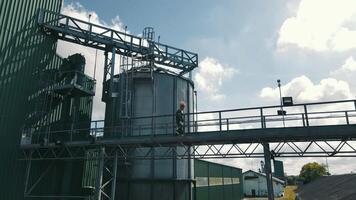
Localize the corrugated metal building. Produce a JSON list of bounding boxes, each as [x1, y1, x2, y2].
[[243, 170, 285, 198], [194, 160, 243, 200], [296, 174, 356, 200], [0, 0, 62, 199], [0, 0, 93, 199]]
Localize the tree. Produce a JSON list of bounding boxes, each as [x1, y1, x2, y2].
[[299, 162, 328, 184], [286, 175, 299, 185]]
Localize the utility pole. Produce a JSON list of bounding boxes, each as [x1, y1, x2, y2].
[[263, 143, 275, 200], [277, 79, 285, 127]]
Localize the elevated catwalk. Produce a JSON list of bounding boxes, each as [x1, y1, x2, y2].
[[21, 99, 356, 160]]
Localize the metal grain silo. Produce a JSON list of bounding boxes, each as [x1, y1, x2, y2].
[[103, 67, 195, 200]]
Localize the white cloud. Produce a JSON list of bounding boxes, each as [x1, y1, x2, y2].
[[331, 56, 356, 74], [330, 56, 356, 95], [341, 56, 356, 72], [57, 3, 126, 120], [260, 75, 353, 102], [194, 57, 238, 101], [259, 72, 356, 175], [61, 2, 125, 32], [278, 0, 356, 52]]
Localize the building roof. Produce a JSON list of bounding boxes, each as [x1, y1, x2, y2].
[[243, 170, 285, 184], [195, 159, 242, 170], [296, 174, 356, 200]]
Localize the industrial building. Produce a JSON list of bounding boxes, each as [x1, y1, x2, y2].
[[0, 0, 64, 199], [2, 0, 197, 199], [3, 1, 356, 200], [296, 174, 356, 200], [0, 1, 245, 199], [194, 160, 243, 200], [243, 170, 285, 197]]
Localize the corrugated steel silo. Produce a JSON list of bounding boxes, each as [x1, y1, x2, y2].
[[104, 68, 195, 200]]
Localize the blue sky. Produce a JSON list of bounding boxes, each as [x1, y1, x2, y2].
[[62, 0, 356, 110], [62, 0, 295, 108], [58, 0, 356, 175]]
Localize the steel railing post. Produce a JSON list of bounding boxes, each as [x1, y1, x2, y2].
[[65, 17, 69, 32], [260, 108, 264, 128], [346, 111, 350, 125], [304, 105, 309, 127], [219, 112, 222, 131]]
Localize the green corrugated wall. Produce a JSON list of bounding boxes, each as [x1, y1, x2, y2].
[[194, 160, 243, 200], [0, 0, 62, 199]]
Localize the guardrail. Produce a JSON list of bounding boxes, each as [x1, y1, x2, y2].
[[20, 100, 356, 145]]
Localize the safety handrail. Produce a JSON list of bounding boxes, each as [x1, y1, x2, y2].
[[20, 99, 356, 145]]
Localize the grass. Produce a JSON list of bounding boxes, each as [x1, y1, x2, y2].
[[243, 185, 298, 200], [278, 185, 298, 200]]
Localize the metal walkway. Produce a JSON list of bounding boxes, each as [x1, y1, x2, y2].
[[20, 99, 356, 160]]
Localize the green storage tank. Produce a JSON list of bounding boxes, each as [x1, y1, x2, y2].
[[194, 160, 243, 200]]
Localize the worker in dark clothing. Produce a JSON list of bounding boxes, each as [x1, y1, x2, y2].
[[176, 101, 186, 136]]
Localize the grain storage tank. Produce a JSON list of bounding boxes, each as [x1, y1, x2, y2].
[[103, 65, 195, 200]]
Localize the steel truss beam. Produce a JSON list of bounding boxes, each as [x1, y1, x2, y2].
[[20, 139, 356, 161], [23, 148, 118, 200], [37, 9, 198, 75], [93, 148, 118, 200]]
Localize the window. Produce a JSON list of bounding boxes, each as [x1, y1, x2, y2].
[[196, 177, 208, 187], [224, 177, 232, 185], [232, 178, 240, 184], [209, 177, 223, 186]]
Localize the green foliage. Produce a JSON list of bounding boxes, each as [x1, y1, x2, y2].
[[299, 162, 328, 184], [286, 175, 299, 185]]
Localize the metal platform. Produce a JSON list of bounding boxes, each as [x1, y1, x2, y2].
[[53, 84, 95, 96], [53, 70, 96, 96]]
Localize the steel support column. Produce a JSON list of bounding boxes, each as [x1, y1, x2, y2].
[[24, 151, 32, 196], [95, 147, 105, 200], [111, 151, 118, 200], [263, 143, 274, 200], [110, 47, 116, 97]]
